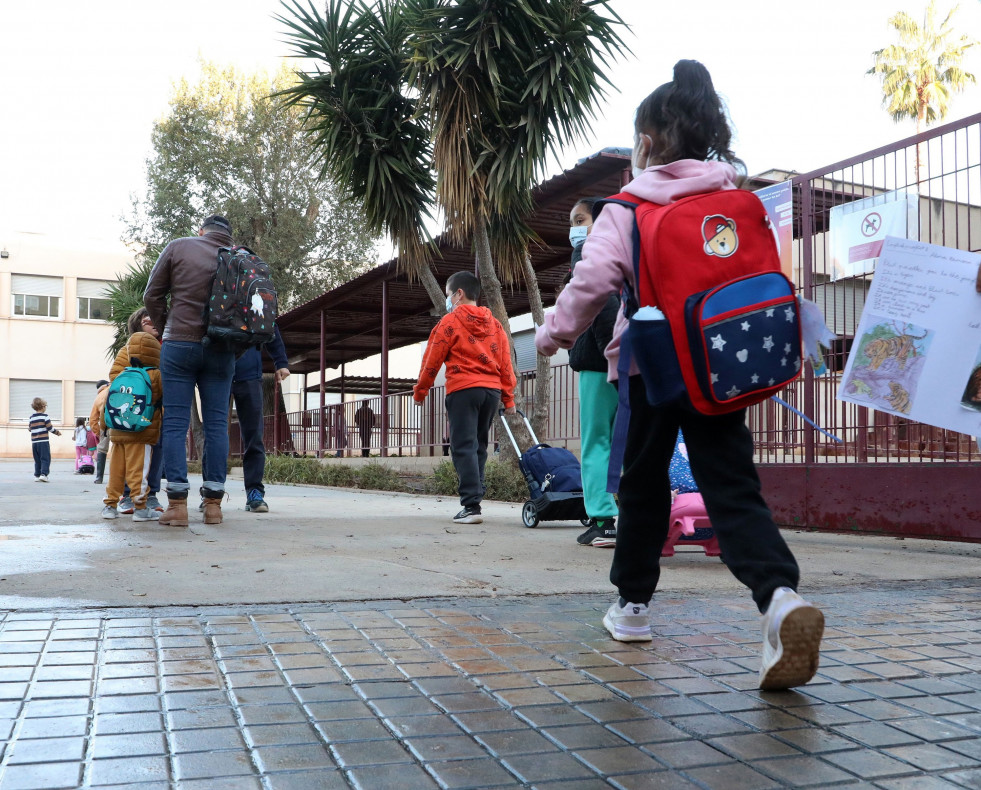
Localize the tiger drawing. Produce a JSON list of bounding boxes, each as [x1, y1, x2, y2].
[[885, 381, 911, 414], [864, 330, 927, 371]]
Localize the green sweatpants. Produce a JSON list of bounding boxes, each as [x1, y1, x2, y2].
[[578, 370, 619, 520]]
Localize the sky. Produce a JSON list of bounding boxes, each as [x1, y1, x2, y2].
[[2, 0, 980, 245]]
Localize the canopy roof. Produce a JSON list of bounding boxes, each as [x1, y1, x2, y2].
[[275, 149, 632, 375]]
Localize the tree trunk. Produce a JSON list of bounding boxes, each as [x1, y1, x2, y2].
[[473, 219, 528, 464], [521, 252, 550, 442], [417, 264, 448, 316]]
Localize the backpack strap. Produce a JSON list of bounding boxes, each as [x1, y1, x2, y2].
[[591, 194, 643, 495]]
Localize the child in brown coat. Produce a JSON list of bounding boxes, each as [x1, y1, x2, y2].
[[96, 309, 163, 521]]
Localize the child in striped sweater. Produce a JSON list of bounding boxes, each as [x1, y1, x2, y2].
[[28, 397, 62, 481]]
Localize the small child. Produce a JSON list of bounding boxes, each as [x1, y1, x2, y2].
[[28, 398, 61, 481], [99, 308, 163, 522], [73, 417, 88, 473]]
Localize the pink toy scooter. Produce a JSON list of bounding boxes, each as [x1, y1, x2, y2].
[[661, 492, 721, 557]]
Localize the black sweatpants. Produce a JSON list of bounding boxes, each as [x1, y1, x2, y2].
[[445, 387, 500, 508], [233, 378, 266, 495], [610, 376, 800, 613]]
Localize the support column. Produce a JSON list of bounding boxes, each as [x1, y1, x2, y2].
[[319, 310, 327, 457], [381, 279, 390, 457]]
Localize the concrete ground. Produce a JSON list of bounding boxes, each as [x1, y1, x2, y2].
[[1, 459, 980, 789]]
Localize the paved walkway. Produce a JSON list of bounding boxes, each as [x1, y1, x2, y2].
[[1, 460, 980, 788]]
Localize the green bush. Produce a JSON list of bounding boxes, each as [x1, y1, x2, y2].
[[483, 460, 529, 503], [261, 454, 526, 502], [424, 460, 458, 496], [354, 463, 406, 491]]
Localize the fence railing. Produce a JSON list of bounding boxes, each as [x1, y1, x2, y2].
[[245, 364, 581, 458]]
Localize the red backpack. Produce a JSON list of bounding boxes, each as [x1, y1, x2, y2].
[[604, 188, 802, 416]]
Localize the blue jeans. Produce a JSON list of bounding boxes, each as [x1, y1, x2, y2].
[[32, 442, 51, 477], [160, 341, 234, 497]]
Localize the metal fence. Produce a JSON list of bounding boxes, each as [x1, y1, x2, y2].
[[747, 111, 981, 466], [250, 364, 581, 458]]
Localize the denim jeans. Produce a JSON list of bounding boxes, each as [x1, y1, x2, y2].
[[160, 341, 234, 497], [32, 442, 51, 477]]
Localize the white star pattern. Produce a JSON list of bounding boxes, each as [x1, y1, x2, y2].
[[783, 343, 791, 354], [780, 357, 787, 367], [762, 336, 774, 352], [765, 308, 775, 318], [768, 378, 775, 386], [785, 306, 795, 322], [794, 357, 801, 371], [711, 373, 719, 384], [741, 321, 751, 331], [710, 334, 726, 351], [726, 385, 741, 398], [750, 373, 759, 384]]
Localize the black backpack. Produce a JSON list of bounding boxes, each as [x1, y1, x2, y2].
[[204, 245, 279, 351]]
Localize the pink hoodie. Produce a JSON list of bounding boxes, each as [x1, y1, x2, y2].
[[535, 159, 739, 380]]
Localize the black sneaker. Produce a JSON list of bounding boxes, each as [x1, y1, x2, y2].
[[245, 488, 269, 513], [453, 506, 482, 524], [577, 517, 616, 548]]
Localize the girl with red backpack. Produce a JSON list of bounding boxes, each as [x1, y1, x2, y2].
[[535, 60, 824, 691]]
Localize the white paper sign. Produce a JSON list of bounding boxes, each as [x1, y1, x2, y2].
[[829, 191, 918, 280], [838, 237, 981, 436]]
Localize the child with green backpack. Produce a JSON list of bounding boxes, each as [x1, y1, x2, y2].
[[99, 308, 163, 521]]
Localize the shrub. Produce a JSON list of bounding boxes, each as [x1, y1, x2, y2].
[[355, 463, 406, 491], [483, 460, 528, 503], [424, 460, 458, 496]]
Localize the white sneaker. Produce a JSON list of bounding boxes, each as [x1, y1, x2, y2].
[[759, 587, 825, 690], [39, 475, 48, 482], [132, 507, 161, 522], [101, 506, 118, 520], [34, 476, 40, 482], [602, 600, 652, 642]]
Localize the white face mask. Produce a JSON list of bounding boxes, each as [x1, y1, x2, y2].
[[569, 226, 588, 247], [445, 292, 455, 312]]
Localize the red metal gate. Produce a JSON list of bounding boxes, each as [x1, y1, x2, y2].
[[751, 112, 981, 540]]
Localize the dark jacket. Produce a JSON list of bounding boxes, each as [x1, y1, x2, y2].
[[143, 229, 234, 342], [234, 325, 289, 383], [568, 244, 619, 373]]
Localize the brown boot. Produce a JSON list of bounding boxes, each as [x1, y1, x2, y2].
[[202, 497, 223, 525], [159, 498, 188, 527]]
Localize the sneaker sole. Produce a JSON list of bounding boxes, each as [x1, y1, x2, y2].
[[246, 504, 269, 513], [133, 514, 160, 522], [453, 516, 482, 524], [602, 612, 652, 642], [760, 605, 825, 690], [590, 538, 616, 548]]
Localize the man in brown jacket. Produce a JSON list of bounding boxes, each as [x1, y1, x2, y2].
[[144, 215, 237, 527]]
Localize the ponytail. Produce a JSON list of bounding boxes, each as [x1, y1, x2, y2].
[[635, 59, 741, 169]]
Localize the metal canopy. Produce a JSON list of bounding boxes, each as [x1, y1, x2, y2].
[[303, 376, 418, 396], [273, 150, 632, 375]]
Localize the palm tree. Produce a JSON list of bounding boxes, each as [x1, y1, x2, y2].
[[276, 0, 446, 310], [278, 0, 627, 438], [868, 0, 977, 178]]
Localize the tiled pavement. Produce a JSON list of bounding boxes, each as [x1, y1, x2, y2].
[[1, 583, 980, 789]]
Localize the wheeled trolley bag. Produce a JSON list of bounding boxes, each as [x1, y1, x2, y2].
[[498, 409, 588, 529]]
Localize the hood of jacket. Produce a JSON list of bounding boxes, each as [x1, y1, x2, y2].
[[624, 159, 739, 205], [126, 331, 161, 368], [446, 304, 496, 339]]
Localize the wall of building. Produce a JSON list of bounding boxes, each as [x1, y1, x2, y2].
[[0, 230, 131, 458]]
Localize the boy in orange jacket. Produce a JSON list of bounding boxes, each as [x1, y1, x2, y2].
[[414, 272, 517, 524]]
